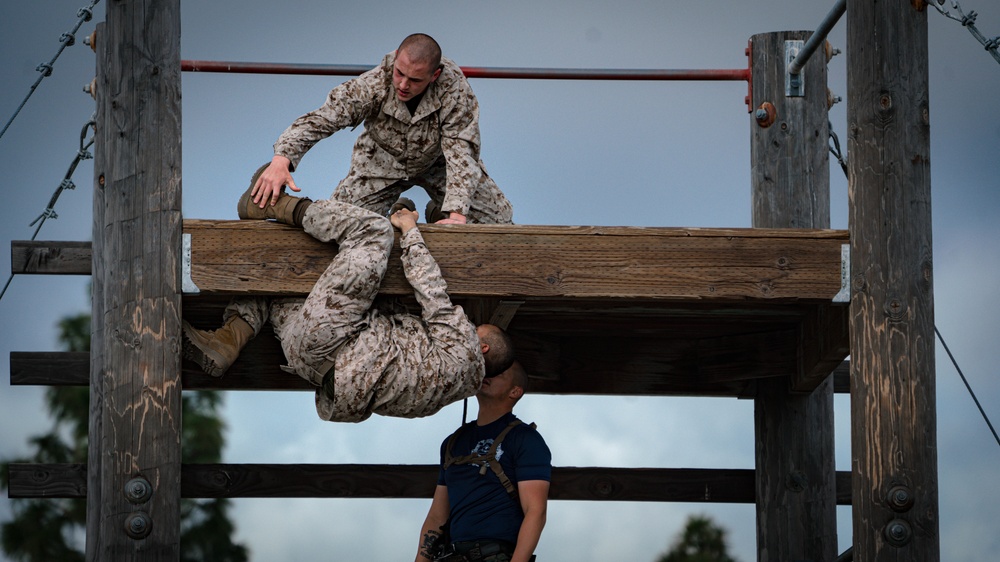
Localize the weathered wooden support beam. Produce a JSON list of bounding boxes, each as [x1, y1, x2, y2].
[[12, 353, 855, 397], [6, 463, 853, 505], [14, 222, 849, 300], [182, 221, 848, 300], [750, 29, 838, 562], [89, 1, 183, 558], [14, 223, 851, 394], [847, 1, 939, 559]]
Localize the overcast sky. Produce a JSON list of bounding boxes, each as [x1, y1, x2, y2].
[[2, 1, 1000, 560]]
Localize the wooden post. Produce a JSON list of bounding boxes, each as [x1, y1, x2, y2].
[[846, 1, 939, 559], [88, 1, 183, 559], [750, 31, 837, 561], [86, 21, 107, 560]]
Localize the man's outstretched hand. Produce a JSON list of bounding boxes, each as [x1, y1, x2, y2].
[[390, 208, 419, 234], [252, 155, 299, 208]]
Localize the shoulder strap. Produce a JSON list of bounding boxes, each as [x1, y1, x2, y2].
[[442, 421, 476, 469], [441, 420, 538, 506]]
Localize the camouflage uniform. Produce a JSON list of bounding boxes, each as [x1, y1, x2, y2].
[[224, 199, 485, 422], [273, 51, 513, 224]]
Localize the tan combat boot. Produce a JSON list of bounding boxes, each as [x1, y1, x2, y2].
[[424, 198, 446, 223], [389, 196, 416, 215], [182, 316, 255, 377], [237, 163, 311, 225]]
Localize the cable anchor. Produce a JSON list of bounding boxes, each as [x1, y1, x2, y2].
[[29, 208, 58, 227]]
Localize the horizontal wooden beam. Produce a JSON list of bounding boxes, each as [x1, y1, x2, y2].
[[10, 352, 852, 395], [15, 221, 849, 301], [6, 463, 852, 505], [12, 223, 850, 394]]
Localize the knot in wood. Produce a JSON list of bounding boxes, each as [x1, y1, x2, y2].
[[210, 469, 232, 489], [884, 297, 907, 321], [785, 470, 807, 493], [590, 477, 616, 498]]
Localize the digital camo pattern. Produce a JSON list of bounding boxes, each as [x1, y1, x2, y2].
[[223, 199, 484, 422], [273, 52, 512, 223]]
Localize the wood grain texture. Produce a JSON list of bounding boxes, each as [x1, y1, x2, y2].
[[90, 3, 184, 558], [750, 30, 838, 562], [183, 220, 848, 300], [847, 1, 939, 559], [7, 463, 854, 505]]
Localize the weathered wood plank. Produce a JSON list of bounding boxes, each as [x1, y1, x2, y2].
[[189, 221, 848, 300], [750, 30, 838, 562], [91, 2, 184, 558], [10, 241, 91, 274], [848, 1, 939, 559], [14, 222, 849, 300], [6, 463, 853, 505], [12, 353, 854, 397]]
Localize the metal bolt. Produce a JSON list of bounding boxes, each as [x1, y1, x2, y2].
[[887, 485, 915, 512], [884, 518, 912, 547], [124, 511, 153, 539], [755, 102, 776, 128], [84, 77, 97, 99], [124, 477, 153, 504]]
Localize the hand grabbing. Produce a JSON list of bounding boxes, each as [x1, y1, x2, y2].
[[390, 208, 419, 233]]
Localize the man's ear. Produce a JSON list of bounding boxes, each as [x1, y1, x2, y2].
[[481, 341, 490, 355], [431, 67, 442, 83], [509, 386, 524, 401]]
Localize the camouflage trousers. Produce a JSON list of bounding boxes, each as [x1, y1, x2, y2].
[[332, 155, 513, 224], [224, 199, 392, 385]]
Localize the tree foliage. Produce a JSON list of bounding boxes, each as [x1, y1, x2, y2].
[[1, 309, 248, 561], [656, 514, 739, 562]]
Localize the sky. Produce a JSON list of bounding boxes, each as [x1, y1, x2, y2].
[[2, 1, 999, 560]]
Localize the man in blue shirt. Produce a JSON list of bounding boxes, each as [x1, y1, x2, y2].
[[415, 362, 551, 562]]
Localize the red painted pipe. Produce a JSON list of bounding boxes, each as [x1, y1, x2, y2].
[[181, 60, 750, 82]]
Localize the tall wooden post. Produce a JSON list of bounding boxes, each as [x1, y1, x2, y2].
[[846, 1, 939, 559], [88, 1, 183, 559], [750, 31, 838, 561]]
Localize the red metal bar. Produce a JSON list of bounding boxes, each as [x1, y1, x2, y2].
[[181, 59, 750, 82]]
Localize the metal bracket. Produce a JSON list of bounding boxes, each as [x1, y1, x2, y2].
[[833, 244, 850, 303], [489, 300, 524, 331], [785, 40, 805, 97], [182, 233, 200, 295]]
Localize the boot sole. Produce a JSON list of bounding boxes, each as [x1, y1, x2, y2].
[[181, 320, 232, 377], [237, 163, 272, 220]]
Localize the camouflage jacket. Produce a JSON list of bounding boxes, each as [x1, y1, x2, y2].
[[314, 227, 485, 422], [274, 52, 487, 217]]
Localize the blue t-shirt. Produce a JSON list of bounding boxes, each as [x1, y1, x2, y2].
[[438, 412, 552, 544]]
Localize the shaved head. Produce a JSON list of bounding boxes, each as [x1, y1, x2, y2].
[[398, 33, 442, 70]]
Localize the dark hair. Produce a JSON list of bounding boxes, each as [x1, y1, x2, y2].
[[398, 33, 442, 70], [507, 361, 529, 394], [479, 324, 514, 377]]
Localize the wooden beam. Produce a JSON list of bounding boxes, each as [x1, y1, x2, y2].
[[90, 1, 184, 557], [14, 222, 849, 300], [793, 302, 851, 392], [11, 354, 854, 395], [6, 463, 853, 505], [10, 240, 91, 275], [847, 1, 939, 559], [750, 30, 838, 562]]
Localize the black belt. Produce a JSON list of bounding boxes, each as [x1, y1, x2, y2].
[[450, 539, 515, 560]]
